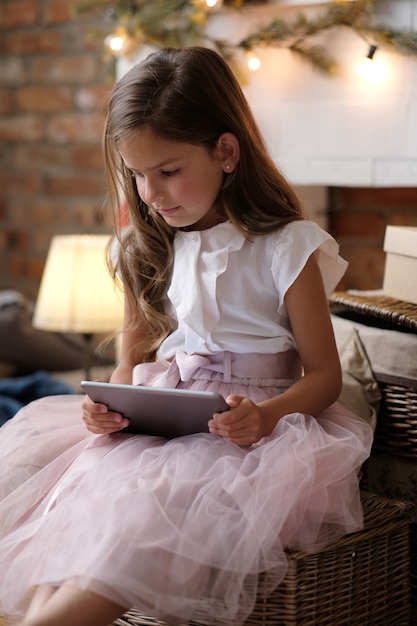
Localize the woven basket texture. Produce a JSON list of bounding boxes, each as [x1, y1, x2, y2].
[[329, 292, 417, 332], [374, 383, 417, 459], [113, 494, 412, 626], [330, 292, 417, 460]]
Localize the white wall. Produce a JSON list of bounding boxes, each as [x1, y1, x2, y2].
[[206, 0, 417, 187]]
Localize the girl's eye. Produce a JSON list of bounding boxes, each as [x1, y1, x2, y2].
[[129, 170, 177, 179], [161, 169, 178, 177]]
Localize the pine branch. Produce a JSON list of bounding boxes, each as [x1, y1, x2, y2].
[[290, 42, 337, 75], [239, 0, 375, 51], [73, 0, 417, 78]]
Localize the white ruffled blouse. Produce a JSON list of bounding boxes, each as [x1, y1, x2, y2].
[[157, 220, 347, 360]]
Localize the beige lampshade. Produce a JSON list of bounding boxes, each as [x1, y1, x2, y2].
[[33, 234, 124, 334]]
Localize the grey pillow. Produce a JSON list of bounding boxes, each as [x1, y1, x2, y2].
[[338, 327, 381, 434]]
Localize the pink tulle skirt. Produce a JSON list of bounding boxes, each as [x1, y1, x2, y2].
[[0, 355, 373, 624]]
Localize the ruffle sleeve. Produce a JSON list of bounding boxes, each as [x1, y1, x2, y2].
[[271, 221, 347, 314]]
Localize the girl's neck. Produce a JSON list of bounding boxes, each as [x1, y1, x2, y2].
[[180, 209, 227, 232]]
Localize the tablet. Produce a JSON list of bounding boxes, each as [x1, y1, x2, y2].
[[81, 380, 229, 439]]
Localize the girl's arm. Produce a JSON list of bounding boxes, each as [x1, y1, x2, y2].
[[109, 293, 147, 385], [266, 251, 343, 418], [81, 293, 147, 434], [209, 254, 343, 445]]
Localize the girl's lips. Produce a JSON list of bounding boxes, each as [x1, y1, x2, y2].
[[158, 207, 180, 217]]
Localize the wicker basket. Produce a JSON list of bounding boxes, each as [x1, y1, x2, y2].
[[113, 493, 412, 626], [329, 291, 417, 332], [330, 291, 417, 460], [373, 380, 417, 459]]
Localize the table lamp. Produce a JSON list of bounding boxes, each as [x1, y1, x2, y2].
[[33, 234, 124, 380]]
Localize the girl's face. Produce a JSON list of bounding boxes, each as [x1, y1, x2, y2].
[[119, 128, 226, 231]]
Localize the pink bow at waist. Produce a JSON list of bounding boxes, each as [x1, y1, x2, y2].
[[132, 350, 302, 388]]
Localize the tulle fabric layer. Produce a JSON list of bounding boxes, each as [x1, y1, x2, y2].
[[0, 376, 372, 625]]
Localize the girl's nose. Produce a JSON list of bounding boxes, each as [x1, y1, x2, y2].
[[142, 178, 163, 206]]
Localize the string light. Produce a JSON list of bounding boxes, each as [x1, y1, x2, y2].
[[192, 0, 222, 8], [246, 51, 261, 71], [104, 26, 131, 55], [366, 44, 378, 60], [75, 0, 417, 77], [105, 34, 125, 53], [354, 44, 388, 86]]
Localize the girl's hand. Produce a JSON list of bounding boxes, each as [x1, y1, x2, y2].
[[81, 393, 129, 434], [208, 395, 268, 446]]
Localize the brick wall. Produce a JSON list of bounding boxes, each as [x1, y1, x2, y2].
[[1, 1, 416, 301], [0, 0, 112, 300], [329, 187, 417, 291]]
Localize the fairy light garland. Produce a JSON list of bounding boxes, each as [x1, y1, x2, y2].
[[74, 0, 417, 76]]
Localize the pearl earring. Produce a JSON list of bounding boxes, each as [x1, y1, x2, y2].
[[225, 164, 231, 172]]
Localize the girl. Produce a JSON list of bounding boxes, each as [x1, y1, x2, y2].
[[0, 47, 373, 626]]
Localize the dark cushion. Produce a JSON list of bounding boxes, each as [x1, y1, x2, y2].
[[0, 290, 113, 374]]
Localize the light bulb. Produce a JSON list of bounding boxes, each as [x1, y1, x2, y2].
[[247, 52, 261, 71], [354, 57, 388, 86], [105, 34, 126, 53], [205, 0, 219, 6], [354, 45, 388, 86]]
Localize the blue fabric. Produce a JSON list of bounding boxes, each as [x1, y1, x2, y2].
[[0, 370, 74, 426]]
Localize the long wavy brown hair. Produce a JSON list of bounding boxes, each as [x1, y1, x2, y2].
[[103, 46, 306, 361]]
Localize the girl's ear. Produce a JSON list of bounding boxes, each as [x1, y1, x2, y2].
[[216, 133, 240, 173]]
